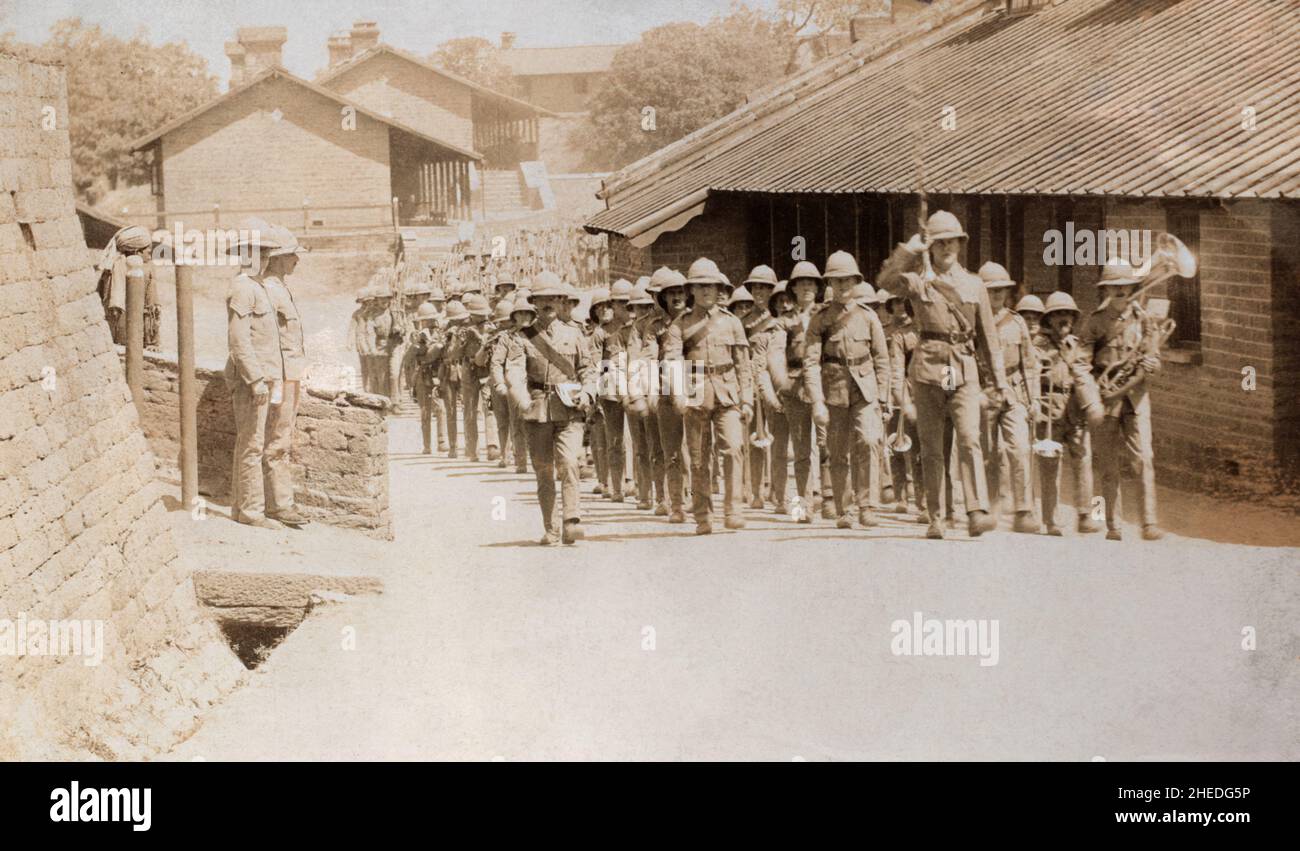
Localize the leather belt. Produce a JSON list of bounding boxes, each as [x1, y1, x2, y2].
[[822, 353, 871, 367], [528, 380, 560, 391], [921, 330, 973, 345]]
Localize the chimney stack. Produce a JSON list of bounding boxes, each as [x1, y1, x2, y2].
[[226, 26, 287, 88], [327, 30, 353, 66], [500, 32, 517, 50], [850, 0, 894, 44], [350, 20, 380, 53]]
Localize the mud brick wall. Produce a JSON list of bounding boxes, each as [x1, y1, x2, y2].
[[132, 351, 392, 538], [0, 45, 244, 760]]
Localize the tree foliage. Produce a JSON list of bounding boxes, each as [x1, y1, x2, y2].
[[579, 7, 789, 171], [38, 19, 218, 202], [430, 36, 517, 94]]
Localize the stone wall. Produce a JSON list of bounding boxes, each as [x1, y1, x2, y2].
[[0, 45, 245, 760], [131, 351, 392, 538]]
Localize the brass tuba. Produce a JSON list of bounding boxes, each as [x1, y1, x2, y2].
[[1097, 233, 1195, 402]]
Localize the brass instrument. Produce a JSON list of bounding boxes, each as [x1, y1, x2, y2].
[[1097, 232, 1195, 402], [886, 403, 913, 455], [1032, 362, 1065, 459]]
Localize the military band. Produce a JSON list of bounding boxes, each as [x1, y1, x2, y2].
[[364, 208, 1174, 547]]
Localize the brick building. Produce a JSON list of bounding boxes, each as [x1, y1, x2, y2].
[[585, 0, 1300, 500], [498, 37, 621, 115]]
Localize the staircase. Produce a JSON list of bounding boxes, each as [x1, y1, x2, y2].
[[398, 225, 460, 266], [481, 168, 533, 218]]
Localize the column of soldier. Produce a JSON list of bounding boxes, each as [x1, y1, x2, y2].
[[365, 209, 1165, 547]]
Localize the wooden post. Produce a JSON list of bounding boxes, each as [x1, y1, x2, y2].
[[124, 257, 145, 414], [176, 262, 198, 510]]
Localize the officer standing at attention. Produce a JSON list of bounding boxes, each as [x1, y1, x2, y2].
[[1079, 262, 1164, 541], [802, 252, 891, 529], [224, 219, 310, 529], [878, 210, 1010, 540], [663, 258, 754, 535], [977, 261, 1040, 534], [504, 273, 598, 546], [769, 261, 825, 523]]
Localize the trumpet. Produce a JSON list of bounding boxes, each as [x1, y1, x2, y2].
[[886, 406, 912, 455], [1096, 232, 1195, 402], [1032, 373, 1064, 459]]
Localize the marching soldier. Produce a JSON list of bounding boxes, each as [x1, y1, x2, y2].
[[490, 299, 535, 474], [879, 288, 924, 516], [765, 280, 796, 513], [224, 220, 309, 530], [769, 261, 825, 523], [727, 285, 757, 504], [487, 299, 520, 468], [592, 280, 634, 501], [878, 210, 1011, 540], [1016, 293, 1045, 338], [1079, 262, 1163, 541], [626, 278, 667, 513], [456, 292, 499, 462], [1035, 291, 1103, 536], [740, 266, 782, 510], [439, 299, 468, 457], [663, 258, 753, 535], [504, 273, 598, 546], [648, 268, 690, 523], [977, 262, 1040, 533], [803, 252, 891, 529], [412, 301, 448, 454], [585, 287, 612, 496]]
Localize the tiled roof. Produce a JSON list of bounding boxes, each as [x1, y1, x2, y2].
[[499, 44, 622, 77], [587, 0, 1300, 238], [129, 66, 483, 160], [316, 43, 554, 118]]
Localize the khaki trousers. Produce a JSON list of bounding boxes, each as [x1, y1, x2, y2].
[[826, 395, 884, 518], [915, 379, 989, 518], [231, 379, 299, 520], [982, 399, 1034, 513], [1095, 393, 1157, 527], [528, 419, 585, 535], [684, 389, 744, 524]]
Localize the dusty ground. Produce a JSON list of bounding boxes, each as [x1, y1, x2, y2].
[[165, 414, 1299, 761]]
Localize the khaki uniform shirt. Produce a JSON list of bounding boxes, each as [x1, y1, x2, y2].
[[803, 300, 891, 408], [224, 272, 284, 386], [986, 307, 1039, 407], [505, 318, 597, 423], [1081, 299, 1149, 411], [887, 320, 919, 410], [770, 307, 817, 403], [896, 266, 1008, 392], [263, 276, 306, 382], [662, 305, 753, 408]]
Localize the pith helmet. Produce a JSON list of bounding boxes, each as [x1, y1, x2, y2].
[[496, 278, 517, 291], [445, 300, 469, 322], [493, 300, 515, 322], [768, 280, 793, 316], [649, 266, 683, 293], [565, 283, 582, 304], [530, 271, 568, 300], [789, 260, 822, 282], [463, 293, 490, 317], [415, 302, 440, 321], [428, 288, 447, 302], [588, 287, 611, 309], [511, 298, 537, 318], [822, 250, 863, 281], [629, 279, 654, 306], [728, 285, 754, 307], [876, 287, 899, 304], [514, 286, 532, 302], [1016, 294, 1046, 314], [1099, 261, 1142, 286], [924, 210, 967, 241], [978, 261, 1015, 289], [744, 264, 779, 288], [609, 278, 634, 301], [851, 281, 876, 304], [685, 257, 725, 286], [1043, 291, 1080, 315]]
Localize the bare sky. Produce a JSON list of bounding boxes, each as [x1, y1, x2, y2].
[[0, 0, 773, 83]]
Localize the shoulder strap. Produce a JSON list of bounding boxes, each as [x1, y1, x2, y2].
[[523, 325, 577, 381]]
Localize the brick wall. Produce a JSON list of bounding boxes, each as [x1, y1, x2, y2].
[[0, 46, 244, 760], [132, 352, 392, 538], [161, 75, 393, 232], [323, 51, 475, 151], [649, 197, 751, 286]]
